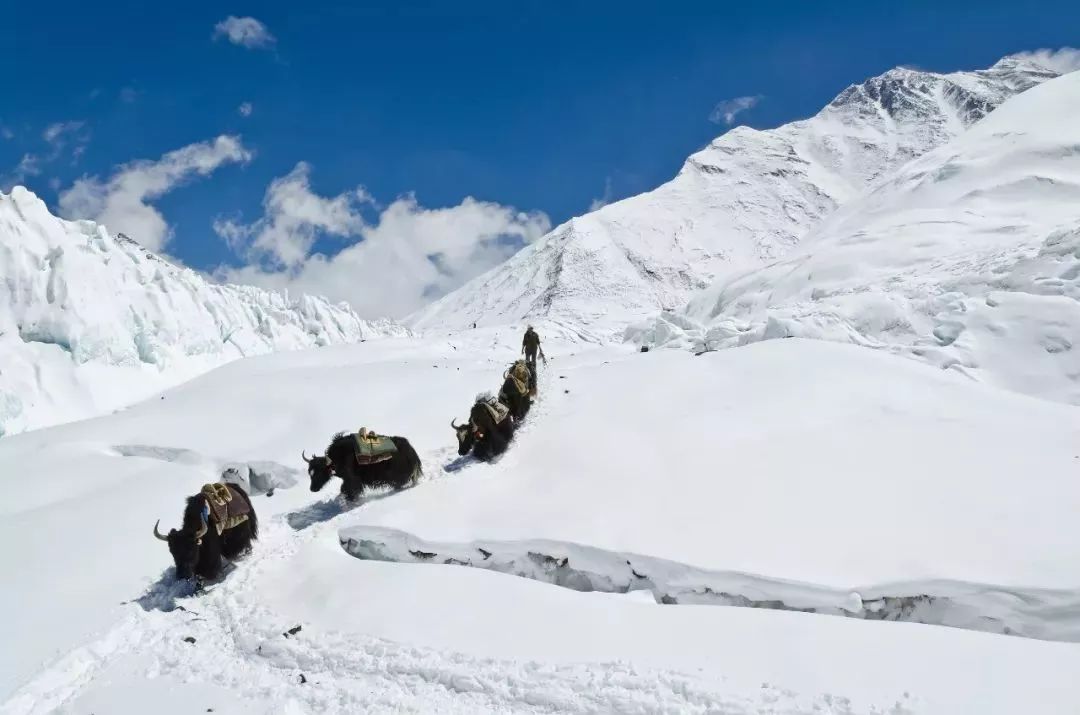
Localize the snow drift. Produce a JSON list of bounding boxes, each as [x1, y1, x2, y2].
[[410, 55, 1062, 335], [0, 187, 407, 436], [634, 68, 1080, 404]]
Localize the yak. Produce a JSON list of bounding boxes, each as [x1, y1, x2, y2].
[[153, 482, 258, 582], [304, 432, 423, 502], [499, 362, 533, 421], [453, 395, 515, 462]]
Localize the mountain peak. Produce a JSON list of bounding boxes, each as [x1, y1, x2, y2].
[[410, 54, 1062, 336], [992, 51, 1077, 77], [642, 70, 1080, 405]]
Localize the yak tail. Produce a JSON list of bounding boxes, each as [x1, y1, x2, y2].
[[393, 436, 424, 481], [229, 482, 259, 541]]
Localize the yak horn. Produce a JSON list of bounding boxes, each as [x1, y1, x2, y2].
[[451, 418, 462, 430], [302, 450, 312, 464], [153, 520, 169, 542]]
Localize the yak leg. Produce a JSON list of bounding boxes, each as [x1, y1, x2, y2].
[[221, 523, 253, 560], [341, 477, 364, 503], [196, 531, 225, 580], [514, 392, 530, 420], [487, 426, 510, 456]]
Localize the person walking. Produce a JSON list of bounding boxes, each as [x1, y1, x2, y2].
[[521, 325, 544, 396], [522, 324, 545, 369]]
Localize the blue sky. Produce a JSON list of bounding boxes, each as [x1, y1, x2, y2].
[[1, 0, 1077, 316]]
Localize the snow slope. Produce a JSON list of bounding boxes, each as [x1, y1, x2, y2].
[[2, 331, 1079, 712], [0, 187, 407, 436], [635, 68, 1080, 405], [410, 55, 1061, 335]]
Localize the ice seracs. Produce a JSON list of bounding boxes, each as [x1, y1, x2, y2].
[[0, 187, 407, 435], [410, 54, 1063, 335]]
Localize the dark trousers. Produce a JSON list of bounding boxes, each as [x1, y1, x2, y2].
[[524, 350, 538, 391]]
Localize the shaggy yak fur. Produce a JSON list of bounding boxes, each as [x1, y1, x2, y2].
[[498, 375, 532, 421], [306, 434, 423, 502], [154, 483, 258, 581], [454, 401, 515, 462]]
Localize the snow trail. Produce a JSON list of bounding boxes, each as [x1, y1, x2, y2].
[[4, 452, 805, 714], [4, 364, 574, 713]]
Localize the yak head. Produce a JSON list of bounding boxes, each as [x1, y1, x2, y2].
[[451, 418, 476, 456], [153, 518, 202, 580], [302, 450, 334, 492]]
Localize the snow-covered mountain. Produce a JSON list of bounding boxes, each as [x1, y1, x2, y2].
[[635, 67, 1080, 405], [410, 55, 1062, 334], [0, 187, 407, 436]]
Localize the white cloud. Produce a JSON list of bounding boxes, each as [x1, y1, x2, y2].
[[59, 135, 252, 252], [2, 126, 15, 140], [214, 16, 276, 49], [2, 120, 90, 191], [42, 120, 90, 164], [588, 176, 614, 212], [1011, 47, 1080, 75], [238, 102, 254, 117], [18, 154, 40, 176], [217, 163, 551, 317], [214, 162, 369, 267], [119, 87, 139, 103], [709, 95, 763, 126], [42, 120, 85, 145], [1, 154, 41, 192]]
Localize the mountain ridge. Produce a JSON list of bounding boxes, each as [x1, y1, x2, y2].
[[410, 53, 1064, 334], [634, 68, 1080, 404]]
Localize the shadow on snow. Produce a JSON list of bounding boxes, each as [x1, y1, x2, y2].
[[124, 562, 238, 614], [285, 486, 415, 531]]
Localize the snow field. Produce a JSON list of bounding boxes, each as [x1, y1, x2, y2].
[[3, 331, 1079, 713]]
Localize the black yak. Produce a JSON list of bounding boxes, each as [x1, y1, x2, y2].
[[153, 482, 258, 582], [453, 394, 515, 461], [304, 430, 422, 502], [499, 361, 533, 421]]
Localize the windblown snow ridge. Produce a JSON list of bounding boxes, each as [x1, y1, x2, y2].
[[339, 526, 1080, 643]]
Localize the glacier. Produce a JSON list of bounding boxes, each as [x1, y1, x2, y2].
[[410, 54, 1063, 335], [0, 187, 407, 436]]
